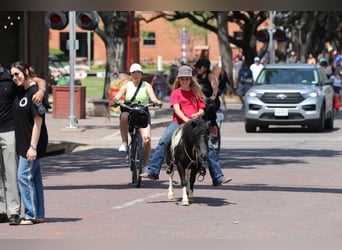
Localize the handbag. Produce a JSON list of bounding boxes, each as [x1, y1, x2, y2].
[[120, 80, 143, 113]]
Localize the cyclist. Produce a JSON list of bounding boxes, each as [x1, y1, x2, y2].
[[194, 57, 220, 138], [140, 65, 232, 186], [111, 63, 162, 169]]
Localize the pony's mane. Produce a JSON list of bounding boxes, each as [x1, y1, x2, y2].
[[181, 119, 208, 144]]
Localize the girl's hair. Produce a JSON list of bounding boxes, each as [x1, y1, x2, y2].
[[172, 76, 206, 102], [10, 61, 37, 80]]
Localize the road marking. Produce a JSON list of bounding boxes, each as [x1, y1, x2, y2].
[[111, 192, 167, 210]]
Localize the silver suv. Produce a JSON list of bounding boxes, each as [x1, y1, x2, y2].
[[244, 63, 334, 132]]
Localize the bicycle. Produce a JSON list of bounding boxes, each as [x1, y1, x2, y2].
[[205, 98, 223, 156], [210, 110, 224, 156], [110, 100, 161, 187]]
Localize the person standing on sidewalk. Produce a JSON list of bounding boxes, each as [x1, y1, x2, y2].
[[112, 63, 162, 169], [237, 61, 253, 110], [140, 65, 232, 186], [0, 62, 46, 226], [10, 61, 48, 225]]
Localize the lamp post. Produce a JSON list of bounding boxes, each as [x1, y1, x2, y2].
[[67, 11, 77, 128], [268, 11, 276, 64], [295, 19, 304, 63]]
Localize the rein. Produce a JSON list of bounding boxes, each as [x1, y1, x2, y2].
[[183, 144, 206, 182]]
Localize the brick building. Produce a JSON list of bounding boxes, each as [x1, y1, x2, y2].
[[48, 11, 244, 69]]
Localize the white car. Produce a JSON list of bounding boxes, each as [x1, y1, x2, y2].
[[244, 63, 334, 132]]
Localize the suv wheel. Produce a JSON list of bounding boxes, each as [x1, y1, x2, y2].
[[310, 107, 325, 132], [325, 109, 334, 130], [245, 121, 257, 133]]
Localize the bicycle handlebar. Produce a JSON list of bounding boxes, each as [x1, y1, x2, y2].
[[110, 100, 162, 110]]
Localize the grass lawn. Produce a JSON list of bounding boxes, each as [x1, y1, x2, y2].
[[80, 76, 105, 98]]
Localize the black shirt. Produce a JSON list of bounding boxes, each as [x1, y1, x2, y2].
[[197, 73, 213, 98], [13, 85, 48, 158], [0, 68, 16, 132]]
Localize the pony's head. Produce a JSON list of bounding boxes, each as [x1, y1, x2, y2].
[[182, 118, 210, 162]]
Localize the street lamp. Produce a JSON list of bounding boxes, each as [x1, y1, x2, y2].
[[268, 11, 276, 64], [295, 18, 304, 63]]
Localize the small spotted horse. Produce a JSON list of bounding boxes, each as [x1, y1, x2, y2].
[[166, 118, 210, 206]]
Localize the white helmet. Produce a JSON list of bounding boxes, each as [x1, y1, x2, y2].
[[130, 63, 142, 73]]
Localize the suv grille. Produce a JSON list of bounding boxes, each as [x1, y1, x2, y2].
[[260, 92, 304, 104]]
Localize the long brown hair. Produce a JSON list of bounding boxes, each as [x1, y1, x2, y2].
[[173, 76, 205, 102], [10, 61, 37, 80]]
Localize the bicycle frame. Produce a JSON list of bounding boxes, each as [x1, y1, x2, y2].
[[110, 101, 161, 187]]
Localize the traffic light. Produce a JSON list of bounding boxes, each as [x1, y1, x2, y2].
[[76, 11, 99, 30], [45, 11, 99, 31], [45, 11, 69, 30], [273, 29, 288, 42], [256, 29, 269, 43]]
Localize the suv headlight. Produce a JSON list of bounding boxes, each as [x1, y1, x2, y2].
[[246, 91, 261, 97], [303, 90, 321, 98]]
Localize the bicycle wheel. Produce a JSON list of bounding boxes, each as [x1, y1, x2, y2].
[[130, 132, 143, 188], [210, 124, 221, 156]]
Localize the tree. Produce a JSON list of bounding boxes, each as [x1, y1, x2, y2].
[[95, 11, 131, 99], [142, 11, 268, 86], [274, 11, 342, 63]]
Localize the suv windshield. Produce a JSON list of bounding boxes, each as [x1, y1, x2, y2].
[[255, 68, 319, 85]]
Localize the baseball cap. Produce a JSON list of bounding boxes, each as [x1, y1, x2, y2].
[[129, 63, 142, 73], [254, 56, 260, 62], [177, 65, 193, 77]]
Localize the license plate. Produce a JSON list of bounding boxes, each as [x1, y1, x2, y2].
[[274, 108, 288, 116]]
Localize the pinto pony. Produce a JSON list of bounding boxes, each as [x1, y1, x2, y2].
[[166, 118, 210, 206]]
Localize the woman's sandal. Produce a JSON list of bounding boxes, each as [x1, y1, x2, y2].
[[19, 219, 36, 225]]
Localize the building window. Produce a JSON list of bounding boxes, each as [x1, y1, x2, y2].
[[142, 31, 156, 46]]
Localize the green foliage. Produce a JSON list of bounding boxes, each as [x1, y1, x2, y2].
[[49, 48, 67, 61]]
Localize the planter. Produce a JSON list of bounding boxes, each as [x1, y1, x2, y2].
[[52, 86, 86, 119]]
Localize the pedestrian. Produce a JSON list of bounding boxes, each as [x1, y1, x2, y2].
[[319, 58, 333, 78], [249, 56, 264, 82], [0, 62, 46, 226], [237, 61, 253, 110], [306, 53, 317, 65], [217, 68, 229, 111], [10, 61, 48, 225], [111, 63, 162, 169], [286, 50, 298, 64], [330, 67, 342, 111], [140, 64, 232, 186], [151, 71, 167, 100], [194, 57, 220, 137]]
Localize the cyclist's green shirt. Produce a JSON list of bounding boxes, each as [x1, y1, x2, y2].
[[125, 81, 149, 105]]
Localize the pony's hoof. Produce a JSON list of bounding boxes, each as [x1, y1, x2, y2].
[[168, 194, 175, 200], [181, 200, 190, 206]]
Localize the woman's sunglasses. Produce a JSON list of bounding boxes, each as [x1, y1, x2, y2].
[[11, 72, 20, 78]]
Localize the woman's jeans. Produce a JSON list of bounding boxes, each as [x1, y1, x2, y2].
[[18, 156, 45, 220], [147, 122, 179, 176], [146, 121, 225, 183]]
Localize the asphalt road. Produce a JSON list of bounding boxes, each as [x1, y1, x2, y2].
[[1, 104, 342, 240]]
